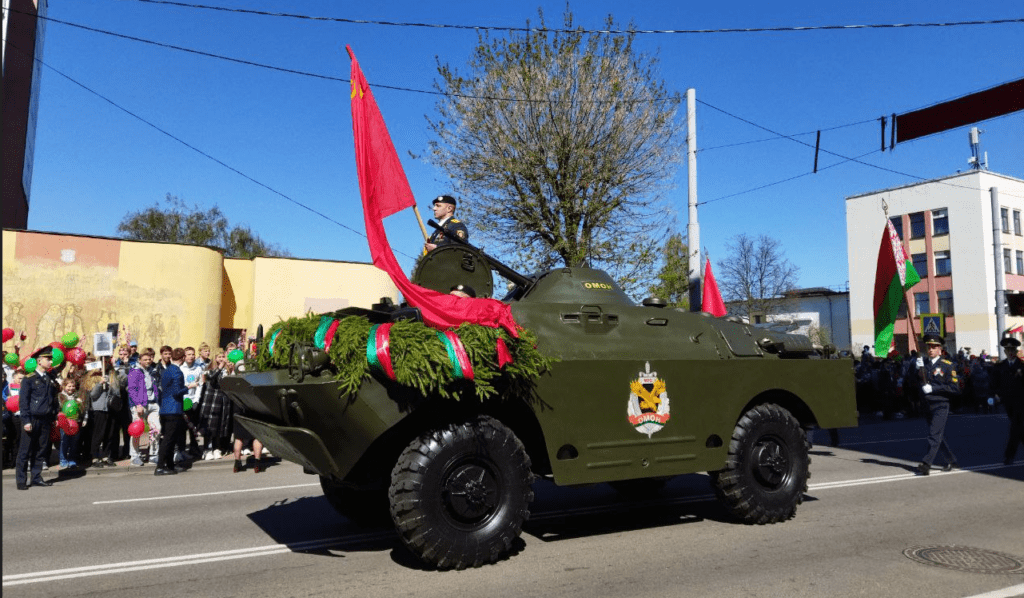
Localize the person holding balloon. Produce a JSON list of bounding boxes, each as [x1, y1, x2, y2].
[[57, 378, 86, 470], [127, 348, 161, 466], [14, 347, 61, 490]]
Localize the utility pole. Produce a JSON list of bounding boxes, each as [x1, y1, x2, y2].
[[992, 187, 1006, 358], [686, 88, 702, 312]]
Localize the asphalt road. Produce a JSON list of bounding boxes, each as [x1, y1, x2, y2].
[[3, 412, 1023, 598]]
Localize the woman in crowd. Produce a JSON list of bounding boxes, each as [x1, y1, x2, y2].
[[199, 350, 233, 460], [84, 359, 124, 468], [57, 377, 87, 470]]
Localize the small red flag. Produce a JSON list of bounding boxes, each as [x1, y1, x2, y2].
[[701, 258, 727, 317], [348, 47, 520, 337]]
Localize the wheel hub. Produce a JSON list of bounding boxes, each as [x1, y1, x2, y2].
[[443, 463, 499, 523], [752, 438, 789, 489]]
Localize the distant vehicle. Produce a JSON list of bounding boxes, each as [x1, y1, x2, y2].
[[223, 241, 858, 570]]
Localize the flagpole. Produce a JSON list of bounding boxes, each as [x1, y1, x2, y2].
[[412, 206, 430, 242]]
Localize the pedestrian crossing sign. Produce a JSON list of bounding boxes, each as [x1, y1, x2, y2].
[[920, 313, 944, 337]]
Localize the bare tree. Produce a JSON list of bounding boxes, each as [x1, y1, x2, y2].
[[426, 8, 683, 294], [719, 234, 799, 321]]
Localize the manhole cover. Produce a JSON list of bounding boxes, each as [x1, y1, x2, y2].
[[904, 545, 1024, 574]]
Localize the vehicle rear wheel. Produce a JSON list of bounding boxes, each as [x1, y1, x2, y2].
[[388, 415, 534, 569], [711, 403, 809, 524]]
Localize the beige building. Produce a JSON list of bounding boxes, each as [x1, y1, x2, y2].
[[2, 229, 398, 355]]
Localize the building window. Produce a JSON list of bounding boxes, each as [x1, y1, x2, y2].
[[889, 216, 903, 239], [1017, 251, 1023, 274], [910, 212, 926, 239], [897, 299, 908, 319], [912, 253, 928, 278], [934, 251, 951, 276], [915, 292, 929, 316], [1015, 211, 1022, 236], [1005, 248, 1013, 274], [1002, 208, 1010, 233], [932, 209, 949, 236], [937, 290, 954, 315]]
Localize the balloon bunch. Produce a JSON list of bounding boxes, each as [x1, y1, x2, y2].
[[56, 412, 81, 437]]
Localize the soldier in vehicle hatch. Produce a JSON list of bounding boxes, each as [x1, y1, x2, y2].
[[424, 195, 469, 253]]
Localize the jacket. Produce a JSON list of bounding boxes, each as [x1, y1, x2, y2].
[[920, 357, 960, 400], [19, 370, 60, 420], [159, 363, 186, 415], [127, 365, 161, 408]]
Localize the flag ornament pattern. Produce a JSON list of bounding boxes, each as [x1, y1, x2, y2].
[[873, 220, 921, 356], [701, 258, 727, 317], [347, 46, 519, 338]]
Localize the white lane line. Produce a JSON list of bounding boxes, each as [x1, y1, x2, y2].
[[809, 462, 1020, 491], [836, 436, 927, 446], [963, 583, 1024, 598], [92, 483, 320, 504], [2, 532, 392, 587]]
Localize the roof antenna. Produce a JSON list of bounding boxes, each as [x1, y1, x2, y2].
[[968, 127, 988, 170]]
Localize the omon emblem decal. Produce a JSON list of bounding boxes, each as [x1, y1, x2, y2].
[[627, 362, 670, 437]]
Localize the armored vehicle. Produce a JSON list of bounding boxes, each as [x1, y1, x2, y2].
[[222, 240, 857, 570]]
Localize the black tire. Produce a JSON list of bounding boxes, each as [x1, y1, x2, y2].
[[388, 415, 534, 569], [711, 404, 809, 524], [320, 476, 390, 527]]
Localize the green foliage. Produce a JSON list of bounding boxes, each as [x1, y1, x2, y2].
[[257, 314, 553, 402], [648, 233, 690, 308], [427, 7, 683, 296], [117, 194, 289, 258]]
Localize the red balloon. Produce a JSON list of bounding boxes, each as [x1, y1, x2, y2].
[[4, 396, 18, 413], [50, 424, 61, 442], [128, 419, 145, 438], [66, 347, 87, 367], [49, 341, 64, 349], [2, 328, 12, 343], [58, 412, 69, 425], [65, 419, 80, 436]]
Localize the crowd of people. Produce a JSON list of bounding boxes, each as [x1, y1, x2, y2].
[[2, 338, 267, 489]]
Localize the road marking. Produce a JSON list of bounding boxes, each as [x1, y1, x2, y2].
[[808, 462, 1019, 491], [836, 436, 927, 446], [963, 583, 1024, 598], [91, 483, 320, 505], [1, 532, 393, 587]]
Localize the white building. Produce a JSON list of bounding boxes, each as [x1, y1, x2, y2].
[[725, 288, 851, 351], [846, 170, 1024, 358]]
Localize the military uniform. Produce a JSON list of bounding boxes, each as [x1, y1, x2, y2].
[[15, 356, 60, 488], [994, 339, 1024, 464], [917, 337, 960, 473], [427, 217, 469, 249]]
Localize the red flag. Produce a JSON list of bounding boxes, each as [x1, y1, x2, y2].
[[348, 47, 519, 337], [701, 258, 727, 317]]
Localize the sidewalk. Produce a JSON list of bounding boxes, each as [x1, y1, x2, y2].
[[2, 451, 275, 477]]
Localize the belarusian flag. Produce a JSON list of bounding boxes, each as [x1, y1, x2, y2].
[[873, 220, 921, 356]]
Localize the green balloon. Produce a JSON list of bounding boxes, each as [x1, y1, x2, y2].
[[62, 400, 79, 418], [61, 332, 79, 349], [183, 398, 193, 411], [227, 349, 244, 364], [51, 347, 65, 367], [24, 358, 37, 373], [3, 353, 17, 366]]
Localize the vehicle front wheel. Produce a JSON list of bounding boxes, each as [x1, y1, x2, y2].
[[711, 403, 809, 524], [388, 415, 534, 569]]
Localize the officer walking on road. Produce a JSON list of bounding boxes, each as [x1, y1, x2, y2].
[[993, 337, 1024, 465], [915, 334, 960, 475], [423, 195, 469, 253], [15, 347, 60, 490]]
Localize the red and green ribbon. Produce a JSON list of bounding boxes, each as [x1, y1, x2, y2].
[[436, 330, 474, 381], [323, 319, 342, 351], [314, 316, 334, 350], [366, 323, 396, 380]]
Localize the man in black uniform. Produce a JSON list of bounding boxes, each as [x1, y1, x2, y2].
[[424, 195, 469, 253], [993, 337, 1024, 465], [15, 347, 60, 489], [915, 334, 960, 475]]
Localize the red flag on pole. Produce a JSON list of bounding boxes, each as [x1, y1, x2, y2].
[[701, 258, 727, 317], [347, 47, 519, 337]]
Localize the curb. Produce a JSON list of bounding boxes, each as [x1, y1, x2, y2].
[[2, 455, 276, 478]]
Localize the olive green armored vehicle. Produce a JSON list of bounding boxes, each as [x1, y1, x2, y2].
[[222, 240, 857, 570]]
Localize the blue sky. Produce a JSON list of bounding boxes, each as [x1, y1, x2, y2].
[[19, 0, 1024, 293]]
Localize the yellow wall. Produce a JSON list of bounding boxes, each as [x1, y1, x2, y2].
[[3, 230, 397, 357]]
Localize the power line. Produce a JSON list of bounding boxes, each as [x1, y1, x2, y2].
[[699, 118, 876, 153], [123, 0, 1024, 35], [3, 40, 418, 260]]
